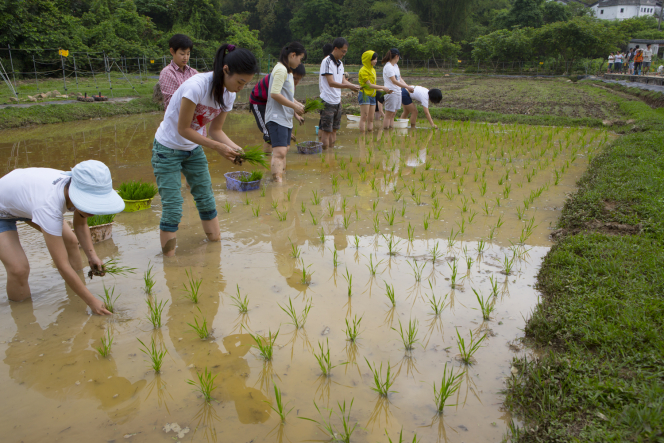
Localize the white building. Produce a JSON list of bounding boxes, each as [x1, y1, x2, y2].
[[588, 0, 662, 20]]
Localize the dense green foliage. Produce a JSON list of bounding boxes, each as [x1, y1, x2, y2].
[[117, 180, 158, 200], [2, 0, 663, 66]]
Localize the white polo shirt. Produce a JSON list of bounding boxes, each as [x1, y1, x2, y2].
[[319, 55, 344, 105]]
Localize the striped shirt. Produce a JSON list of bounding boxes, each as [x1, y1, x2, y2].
[[159, 61, 199, 110], [250, 74, 271, 106]]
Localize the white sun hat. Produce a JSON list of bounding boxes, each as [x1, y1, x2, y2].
[[64, 160, 125, 215]]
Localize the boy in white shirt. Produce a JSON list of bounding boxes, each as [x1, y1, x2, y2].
[[400, 86, 442, 129], [642, 44, 653, 75], [0, 160, 125, 315]]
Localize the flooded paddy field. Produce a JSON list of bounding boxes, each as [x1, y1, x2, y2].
[[0, 113, 610, 442]]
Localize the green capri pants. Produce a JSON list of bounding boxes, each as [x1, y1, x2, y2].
[[151, 139, 217, 232]]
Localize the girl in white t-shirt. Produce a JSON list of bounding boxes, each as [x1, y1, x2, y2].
[[152, 44, 258, 256], [607, 53, 614, 74], [0, 160, 125, 315], [381, 48, 415, 129], [401, 86, 442, 129]]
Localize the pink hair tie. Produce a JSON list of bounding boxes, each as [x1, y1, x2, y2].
[[227, 44, 236, 53]]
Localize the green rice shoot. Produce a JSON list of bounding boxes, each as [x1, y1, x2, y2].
[[87, 214, 116, 227], [238, 170, 264, 182], [236, 145, 269, 168], [117, 180, 158, 200]]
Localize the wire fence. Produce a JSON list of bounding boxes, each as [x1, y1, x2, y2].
[[0, 46, 625, 102]]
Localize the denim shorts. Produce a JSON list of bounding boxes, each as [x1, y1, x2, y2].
[[358, 91, 376, 106], [265, 121, 292, 147], [151, 139, 217, 233], [0, 217, 31, 234], [401, 88, 413, 106]]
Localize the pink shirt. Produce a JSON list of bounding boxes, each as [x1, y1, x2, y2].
[[159, 61, 199, 110]]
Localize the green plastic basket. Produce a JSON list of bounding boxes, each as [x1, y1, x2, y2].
[[122, 198, 153, 212]]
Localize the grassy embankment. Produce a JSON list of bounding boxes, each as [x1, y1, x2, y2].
[[504, 99, 664, 441]]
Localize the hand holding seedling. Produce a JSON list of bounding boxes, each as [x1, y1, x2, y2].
[[90, 296, 112, 316], [218, 142, 243, 163]]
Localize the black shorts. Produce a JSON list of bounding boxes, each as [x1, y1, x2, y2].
[[251, 104, 270, 144], [401, 88, 413, 106], [266, 122, 292, 147]]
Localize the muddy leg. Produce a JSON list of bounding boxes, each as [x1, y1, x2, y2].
[[0, 231, 31, 301]]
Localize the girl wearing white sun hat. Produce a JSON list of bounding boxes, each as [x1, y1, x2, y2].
[[0, 160, 124, 315]]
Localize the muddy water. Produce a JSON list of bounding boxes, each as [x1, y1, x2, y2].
[[0, 113, 609, 442]]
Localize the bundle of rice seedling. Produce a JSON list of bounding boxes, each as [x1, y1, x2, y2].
[[117, 180, 158, 200], [87, 214, 116, 227], [238, 171, 264, 182], [88, 258, 137, 279], [304, 98, 325, 113], [234, 145, 269, 168]]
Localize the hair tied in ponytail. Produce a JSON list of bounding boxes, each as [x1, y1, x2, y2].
[[226, 44, 236, 53]]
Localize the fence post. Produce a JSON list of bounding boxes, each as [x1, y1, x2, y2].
[[8, 45, 17, 87], [87, 53, 99, 91], [137, 56, 143, 83], [72, 54, 79, 89], [32, 55, 40, 92], [104, 51, 113, 97], [60, 52, 68, 92]]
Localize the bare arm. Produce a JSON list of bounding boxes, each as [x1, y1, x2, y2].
[[324, 74, 360, 91], [72, 210, 102, 270], [43, 232, 111, 315], [388, 75, 412, 91], [271, 93, 305, 115], [422, 107, 437, 129], [177, 98, 241, 162]]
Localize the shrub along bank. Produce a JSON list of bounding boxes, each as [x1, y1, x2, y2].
[[504, 103, 664, 441]]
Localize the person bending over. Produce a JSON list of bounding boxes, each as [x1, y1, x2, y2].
[[0, 160, 125, 315], [401, 87, 442, 129]]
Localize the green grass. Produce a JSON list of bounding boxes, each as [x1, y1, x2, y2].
[[117, 180, 158, 201], [0, 97, 161, 130]]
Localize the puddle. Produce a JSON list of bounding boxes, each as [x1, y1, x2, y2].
[[0, 113, 610, 442]]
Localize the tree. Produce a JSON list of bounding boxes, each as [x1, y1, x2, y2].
[[289, 0, 341, 41], [505, 0, 544, 29], [542, 2, 571, 25], [471, 27, 535, 63], [423, 35, 461, 65]]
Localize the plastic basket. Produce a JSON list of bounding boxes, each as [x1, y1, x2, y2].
[[346, 114, 361, 122], [297, 141, 323, 155], [394, 119, 409, 128], [225, 171, 262, 192], [122, 198, 153, 212]]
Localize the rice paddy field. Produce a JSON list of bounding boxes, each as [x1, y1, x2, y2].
[[0, 113, 612, 442]]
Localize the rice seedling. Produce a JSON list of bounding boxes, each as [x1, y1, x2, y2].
[[238, 170, 264, 183], [87, 213, 116, 227], [311, 190, 321, 205], [299, 259, 314, 285], [89, 258, 137, 279], [433, 362, 464, 412], [250, 329, 279, 360], [223, 201, 232, 213], [235, 145, 269, 168], [465, 255, 474, 270], [318, 228, 326, 244], [456, 328, 487, 365], [137, 337, 167, 373], [146, 297, 167, 328], [263, 384, 295, 425], [365, 358, 396, 396], [270, 200, 279, 210], [187, 367, 218, 402], [96, 329, 114, 357], [304, 97, 325, 113], [423, 214, 430, 231], [372, 214, 380, 233], [490, 275, 499, 297], [427, 290, 447, 316], [477, 238, 487, 254], [117, 180, 158, 201], [288, 237, 301, 259], [455, 217, 466, 234], [300, 201, 306, 213], [502, 253, 516, 275], [353, 235, 360, 249], [365, 254, 384, 276], [326, 202, 335, 217], [401, 200, 407, 217], [275, 208, 287, 221], [251, 205, 261, 217], [448, 261, 458, 289], [473, 289, 494, 320], [393, 318, 419, 351], [230, 284, 250, 313], [342, 268, 353, 297], [243, 194, 251, 205], [279, 297, 312, 329], [408, 260, 425, 282], [383, 234, 402, 255], [300, 400, 358, 443], [188, 307, 211, 339], [309, 210, 319, 226], [143, 261, 156, 294], [182, 268, 202, 303], [98, 284, 120, 313], [384, 207, 397, 226], [314, 338, 346, 376], [344, 315, 363, 342], [430, 242, 443, 263]]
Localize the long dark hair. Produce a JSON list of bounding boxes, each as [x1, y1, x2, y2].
[[278, 42, 307, 74], [381, 48, 399, 64], [211, 43, 259, 107]]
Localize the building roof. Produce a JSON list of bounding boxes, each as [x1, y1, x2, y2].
[[595, 0, 658, 6]]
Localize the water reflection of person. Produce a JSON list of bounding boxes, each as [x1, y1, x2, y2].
[[4, 288, 146, 423], [162, 241, 270, 425]]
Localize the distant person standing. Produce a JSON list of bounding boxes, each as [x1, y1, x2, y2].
[[159, 34, 199, 111], [614, 52, 623, 74], [318, 38, 360, 149], [642, 44, 653, 75], [607, 53, 614, 73], [382, 48, 414, 129], [627, 48, 635, 75], [634, 46, 643, 75]]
